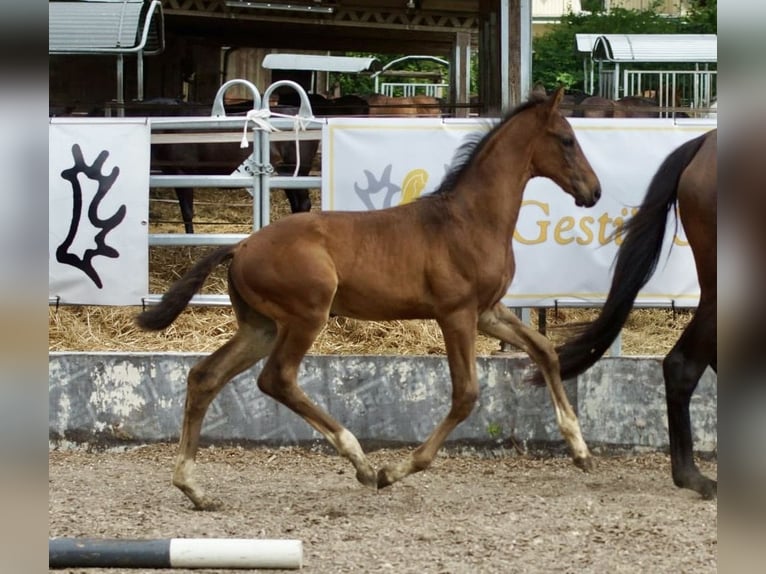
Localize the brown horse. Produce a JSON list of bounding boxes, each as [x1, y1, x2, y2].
[[365, 94, 443, 117], [135, 87, 602, 510], [577, 95, 662, 118], [543, 129, 717, 499]]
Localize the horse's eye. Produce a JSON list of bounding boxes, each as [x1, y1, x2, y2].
[[561, 136, 575, 148]]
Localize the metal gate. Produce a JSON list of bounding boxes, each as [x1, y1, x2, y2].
[[144, 79, 323, 306]]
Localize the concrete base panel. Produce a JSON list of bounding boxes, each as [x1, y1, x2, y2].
[[49, 353, 716, 453]]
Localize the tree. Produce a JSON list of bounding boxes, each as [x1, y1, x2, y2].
[[684, 0, 717, 33], [532, 1, 717, 91]]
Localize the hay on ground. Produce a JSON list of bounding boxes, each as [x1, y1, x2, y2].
[[50, 187, 693, 356]]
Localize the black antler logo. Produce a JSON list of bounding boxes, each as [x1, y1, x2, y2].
[[56, 144, 127, 288]]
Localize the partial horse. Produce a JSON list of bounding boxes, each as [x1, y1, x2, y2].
[[577, 95, 662, 118], [365, 94, 443, 117], [542, 129, 717, 499], [135, 87, 602, 510]]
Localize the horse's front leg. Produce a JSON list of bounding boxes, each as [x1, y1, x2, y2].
[[478, 303, 593, 471], [377, 311, 479, 488]]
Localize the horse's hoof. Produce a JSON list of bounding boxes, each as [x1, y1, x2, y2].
[[696, 478, 717, 500], [356, 468, 379, 490], [573, 455, 594, 473], [673, 471, 717, 500], [376, 468, 395, 489], [190, 496, 223, 512]]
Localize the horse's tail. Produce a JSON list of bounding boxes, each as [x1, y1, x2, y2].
[[545, 133, 709, 383], [135, 244, 237, 331]]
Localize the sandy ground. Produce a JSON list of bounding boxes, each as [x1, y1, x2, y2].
[[49, 444, 717, 573]]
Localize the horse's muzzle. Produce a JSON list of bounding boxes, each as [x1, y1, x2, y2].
[[574, 183, 601, 207]]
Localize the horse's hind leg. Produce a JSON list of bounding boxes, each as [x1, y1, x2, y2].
[[257, 320, 377, 489], [663, 299, 717, 499], [478, 303, 592, 470], [173, 314, 276, 510]]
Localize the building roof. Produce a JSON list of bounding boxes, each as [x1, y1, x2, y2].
[[574, 33, 600, 55], [49, 0, 164, 54], [591, 34, 717, 63], [262, 54, 382, 73]]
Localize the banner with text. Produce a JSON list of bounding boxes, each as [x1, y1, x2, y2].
[[322, 118, 716, 307], [49, 119, 150, 305]]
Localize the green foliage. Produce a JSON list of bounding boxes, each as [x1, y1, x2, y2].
[[329, 53, 450, 96], [329, 52, 378, 96], [532, 1, 718, 92], [555, 72, 576, 89], [487, 421, 502, 439], [581, 0, 604, 13], [684, 0, 717, 33]]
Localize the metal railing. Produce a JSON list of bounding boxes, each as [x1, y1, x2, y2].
[[380, 82, 448, 98], [142, 79, 323, 306], [597, 68, 718, 116]]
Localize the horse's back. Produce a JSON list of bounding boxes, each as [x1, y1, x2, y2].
[[229, 208, 436, 319], [615, 96, 660, 118], [579, 96, 614, 118], [366, 94, 441, 117]]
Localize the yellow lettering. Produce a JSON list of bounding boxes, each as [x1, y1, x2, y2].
[[514, 200, 550, 245], [576, 216, 594, 245], [554, 216, 576, 245], [597, 212, 615, 245], [612, 209, 626, 246], [673, 204, 689, 247], [509, 204, 682, 248], [673, 235, 689, 247]]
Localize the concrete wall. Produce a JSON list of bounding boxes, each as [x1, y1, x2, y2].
[[49, 353, 717, 454]]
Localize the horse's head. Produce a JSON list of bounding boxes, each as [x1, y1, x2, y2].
[[528, 87, 601, 207]]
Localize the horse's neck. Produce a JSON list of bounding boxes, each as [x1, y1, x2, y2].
[[452, 125, 533, 240]]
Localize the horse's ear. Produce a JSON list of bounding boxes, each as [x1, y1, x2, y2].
[[550, 86, 565, 109], [530, 82, 547, 100]]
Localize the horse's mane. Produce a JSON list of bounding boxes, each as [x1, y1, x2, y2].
[[428, 92, 547, 198]]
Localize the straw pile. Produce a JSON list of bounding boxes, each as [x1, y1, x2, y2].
[[49, 187, 692, 356]]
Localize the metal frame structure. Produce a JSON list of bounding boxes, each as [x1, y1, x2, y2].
[[144, 79, 322, 305], [575, 34, 718, 113], [371, 55, 450, 98], [49, 0, 166, 107]]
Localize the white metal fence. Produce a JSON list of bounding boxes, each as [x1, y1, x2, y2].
[[598, 68, 717, 116], [380, 82, 448, 98], [145, 79, 323, 306]]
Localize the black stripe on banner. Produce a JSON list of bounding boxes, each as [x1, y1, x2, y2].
[[49, 538, 171, 568]]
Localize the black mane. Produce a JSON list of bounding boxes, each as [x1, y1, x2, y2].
[[427, 92, 547, 198]]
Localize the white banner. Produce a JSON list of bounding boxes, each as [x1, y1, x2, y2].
[[322, 118, 716, 307], [49, 119, 150, 305]]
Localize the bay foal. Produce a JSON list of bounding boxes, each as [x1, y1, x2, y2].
[[137, 88, 601, 509]]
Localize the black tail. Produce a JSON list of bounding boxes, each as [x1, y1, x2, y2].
[[135, 244, 236, 331], [542, 133, 708, 382]]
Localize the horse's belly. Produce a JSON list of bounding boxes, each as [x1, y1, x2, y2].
[[330, 289, 435, 321]]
